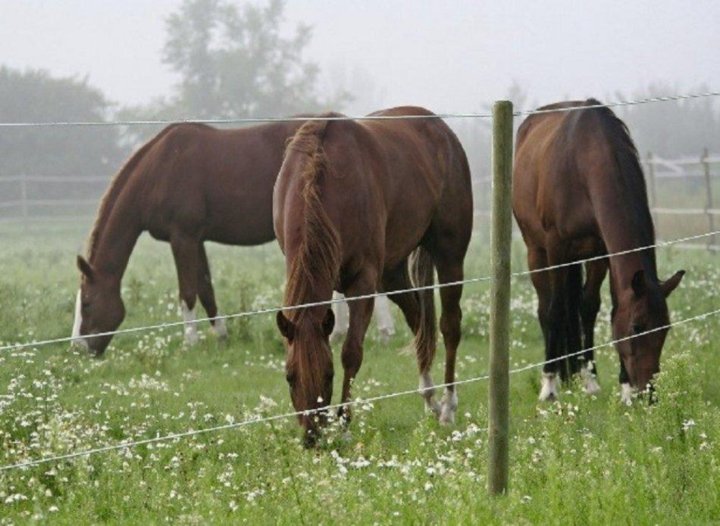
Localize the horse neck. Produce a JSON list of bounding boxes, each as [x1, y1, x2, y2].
[[585, 110, 658, 291], [592, 181, 658, 293], [89, 204, 142, 284]]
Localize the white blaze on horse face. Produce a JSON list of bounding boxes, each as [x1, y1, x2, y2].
[[620, 383, 634, 405], [70, 290, 88, 349], [181, 301, 199, 345], [539, 372, 559, 401], [581, 362, 601, 395], [439, 387, 458, 425]]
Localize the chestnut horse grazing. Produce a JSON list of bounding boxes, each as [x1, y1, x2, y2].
[[72, 121, 304, 355], [513, 99, 684, 403], [273, 107, 473, 445]]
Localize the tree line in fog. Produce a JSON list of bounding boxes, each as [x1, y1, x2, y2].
[[0, 0, 718, 180]]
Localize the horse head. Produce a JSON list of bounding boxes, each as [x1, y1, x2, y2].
[[276, 308, 335, 446], [612, 268, 685, 396], [73, 255, 125, 356]]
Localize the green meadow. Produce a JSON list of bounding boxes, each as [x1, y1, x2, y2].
[[0, 221, 718, 524]]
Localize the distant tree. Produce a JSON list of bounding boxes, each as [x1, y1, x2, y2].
[[0, 66, 125, 177], [119, 0, 348, 145]]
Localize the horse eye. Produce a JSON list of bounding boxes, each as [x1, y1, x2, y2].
[[286, 373, 296, 385], [632, 324, 645, 335]]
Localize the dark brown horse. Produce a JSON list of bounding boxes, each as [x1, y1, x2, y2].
[[72, 120, 305, 355], [273, 107, 473, 444], [513, 99, 684, 403]]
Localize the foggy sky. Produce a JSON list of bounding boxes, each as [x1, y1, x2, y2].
[[1, 0, 719, 115]]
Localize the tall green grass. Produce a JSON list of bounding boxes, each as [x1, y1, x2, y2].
[[0, 223, 718, 524]]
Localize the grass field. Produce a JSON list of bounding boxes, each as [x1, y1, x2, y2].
[[0, 221, 719, 524]]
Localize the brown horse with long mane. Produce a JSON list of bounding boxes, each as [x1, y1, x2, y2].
[[513, 99, 684, 403], [72, 120, 305, 355], [273, 106, 473, 445]]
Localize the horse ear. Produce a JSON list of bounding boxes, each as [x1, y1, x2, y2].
[[322, 308, 335, 338], [631, 269, 646, 297], [77, 255, 95, 282], [661, 270, 685, 298], [276, 311, 295, 341]]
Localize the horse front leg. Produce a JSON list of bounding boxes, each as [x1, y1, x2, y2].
[[434, 259, 464, 425], [170, 235, 201, 345], [337, 278, 375, 425], [197, 243, 227, 340], [528, 248, 561, 401], [580, 260, 607, 394]]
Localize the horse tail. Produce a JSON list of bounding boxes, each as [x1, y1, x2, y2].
[[409, 246, 437, 372], [86, 123, 183, 261]]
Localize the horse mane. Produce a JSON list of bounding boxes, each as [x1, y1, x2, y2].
[[578, 98, 657, 273], [282, 116, 344, 408], [86, 124, 182, 262], [283, 115, 343, 322]]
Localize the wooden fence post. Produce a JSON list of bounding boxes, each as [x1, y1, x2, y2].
[[488, 100, 513, 496], [702, 148, 716, 250]]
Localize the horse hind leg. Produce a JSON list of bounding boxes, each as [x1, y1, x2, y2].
[[170, 235, 202, 345], [382, 259, 440, 417], [528, 249, 560, 401], [580, 260, 607, 394], [374, 294, 396, 344], [565, 263, 584, 377], [197, 243, 227, 340], [421, 245, 462, 425], [330, 292, 349, 344]]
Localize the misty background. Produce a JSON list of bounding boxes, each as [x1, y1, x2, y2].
[[0, 0, 718, 224]]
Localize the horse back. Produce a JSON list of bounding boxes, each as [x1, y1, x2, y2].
[[324, 107, 472, 269], [134, 121, 302, 244], [513, 101, 610, 251]]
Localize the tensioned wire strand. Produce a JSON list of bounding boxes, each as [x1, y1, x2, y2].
[[1, 306, 718, 473], [1, 229, 718, 354], [0, 91, 717, 128]]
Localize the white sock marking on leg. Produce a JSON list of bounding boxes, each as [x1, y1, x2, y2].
[[539, 372, 559, 401], [212, 315, 228, 339], [181, 301, 199, 345], [439, 387, 458, 425], [620, 383, 634, 405], [419, 372, 440, 415], [330, 292, 349, 342], [581, 362, 601, 395]]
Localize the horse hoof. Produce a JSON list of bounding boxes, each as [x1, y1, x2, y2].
[[184, 332, 200, 346], [538, 373, 559, 401], [425, 399, 441, 417], [439, 407, 455, 425], [620, 383, 634, 405], [439, 388, 458, 425], [584, 378, 601, 395]]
